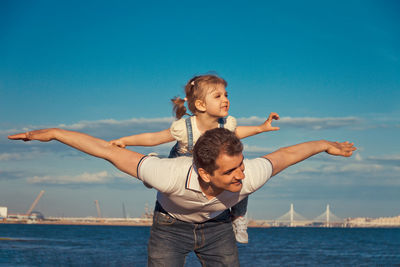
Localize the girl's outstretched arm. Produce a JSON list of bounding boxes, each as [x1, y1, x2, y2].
[[235, 112, 280, 139], [110, 128, 175, 148], [8, 128, 144, 178]]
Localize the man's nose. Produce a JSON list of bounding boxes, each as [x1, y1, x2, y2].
[[234, 169, 245, 180]]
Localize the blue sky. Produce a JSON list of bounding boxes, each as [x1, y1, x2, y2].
[[1, 0, 399, 220]]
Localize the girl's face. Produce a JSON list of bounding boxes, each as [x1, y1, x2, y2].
[[203, 84, 230, 118]]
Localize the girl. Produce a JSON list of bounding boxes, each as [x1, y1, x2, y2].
[[110, 74, 280, 243]]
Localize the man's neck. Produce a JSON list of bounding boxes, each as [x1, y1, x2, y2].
[[198, 178, 223, 200]]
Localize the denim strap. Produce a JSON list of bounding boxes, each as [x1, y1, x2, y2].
[[218, 117, 226, 128], [185, 117, 194, 153], [182, 116, 224, 154]]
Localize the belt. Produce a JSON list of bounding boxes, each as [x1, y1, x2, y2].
[[154, 201, 231, 223]]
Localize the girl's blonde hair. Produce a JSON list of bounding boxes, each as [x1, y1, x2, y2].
[[171, 74, 228, 119]]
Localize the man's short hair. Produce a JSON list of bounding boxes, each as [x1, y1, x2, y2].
[[193, 128, 243, 174]]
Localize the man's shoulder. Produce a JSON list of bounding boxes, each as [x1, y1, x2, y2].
[[243, 157, 273, 172], [242, 157, 274, 193], [141, 155, 193, 168], [244, 157, 270, 164], [144, 154, 192, 161], [138, 156, 194, 190]]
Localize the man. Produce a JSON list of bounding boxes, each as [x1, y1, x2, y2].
[[9, 127, 356, 266]]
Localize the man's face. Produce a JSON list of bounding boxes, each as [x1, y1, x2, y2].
[[208, 152, 245, 192]]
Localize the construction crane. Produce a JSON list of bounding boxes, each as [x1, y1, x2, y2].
[[122, 202, 127, 219], [26, 190, 45, 216], [94, 200, 101, 218]]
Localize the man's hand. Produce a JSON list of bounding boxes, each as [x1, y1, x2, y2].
[[259, 112, 280, 132], [8, 128, 57, 142], [326, 141, 356, 157]]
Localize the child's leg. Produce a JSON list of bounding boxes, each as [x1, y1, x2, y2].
[[231, 196, 248, 218], [231, 196, 249, 244]]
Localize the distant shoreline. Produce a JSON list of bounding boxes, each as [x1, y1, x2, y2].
[[1, 218, 400, 228], [1, 218, 153, 227]]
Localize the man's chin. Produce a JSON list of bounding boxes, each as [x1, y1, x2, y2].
[[228, 183, 243, 192]]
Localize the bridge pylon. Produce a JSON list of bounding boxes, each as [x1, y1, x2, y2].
[[313, 204, 343, 227], [275, 203, 308, 226]]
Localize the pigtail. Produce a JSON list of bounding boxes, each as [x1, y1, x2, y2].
[[172, 74, 227, 119], [171, 97, 187, 119]]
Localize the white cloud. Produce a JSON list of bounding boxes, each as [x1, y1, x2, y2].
[[272, 160, 400, 187], [58, 117, 174, 130], [369, 155, 400, 160], [285, 162, 385, 178], [0, 117, 174, 138], [237, 116, 362, 130], [337, 163, 383, 173], [0, 153, 23, 161], [243, 144, 274, 153], [0, 149, 45, 161], [367, 155, 400, 163], [27, 171, 131, 185]]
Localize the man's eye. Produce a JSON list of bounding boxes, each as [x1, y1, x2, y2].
[[225, 169, 234, 175]]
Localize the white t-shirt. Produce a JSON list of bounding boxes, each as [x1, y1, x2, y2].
[[137, 156, 273, 223], [170, 116, 237, 154]]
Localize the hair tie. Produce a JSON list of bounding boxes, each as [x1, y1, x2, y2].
[[183, 97, 187, 102], [191, 81, 195, 86]]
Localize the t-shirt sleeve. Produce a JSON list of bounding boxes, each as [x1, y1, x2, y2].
[[242, 157, 274, 194], [137, 156, 187, 194], [170, 118, 186, 142], [225, 116, 237, 131]]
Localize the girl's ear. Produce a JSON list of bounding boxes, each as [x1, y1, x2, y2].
[[197, 168, 211, 183], [195, 99, 206, 112]]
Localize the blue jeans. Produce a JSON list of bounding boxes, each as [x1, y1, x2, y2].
[[148, 202, 239, 267]]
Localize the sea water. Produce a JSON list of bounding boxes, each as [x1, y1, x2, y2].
[[1, 224, 399, 266]]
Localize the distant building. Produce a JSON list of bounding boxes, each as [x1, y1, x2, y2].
[[346, 215, 400, 227], [29, 211, 45, 220], [0, 207, 7, 218]]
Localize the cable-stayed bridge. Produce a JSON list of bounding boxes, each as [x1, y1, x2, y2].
[[251, 204, 344, 227]]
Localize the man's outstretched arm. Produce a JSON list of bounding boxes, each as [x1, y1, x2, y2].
[[8, 128, 144, 178], [265, 140, 356, 176]]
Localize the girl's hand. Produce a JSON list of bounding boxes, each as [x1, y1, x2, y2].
[[109, 139, 126, 148], [259, 112, 280, 132]]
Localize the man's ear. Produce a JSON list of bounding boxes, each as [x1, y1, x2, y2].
[[195, 99, 206, 112], [197, 168, 211, 183]]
